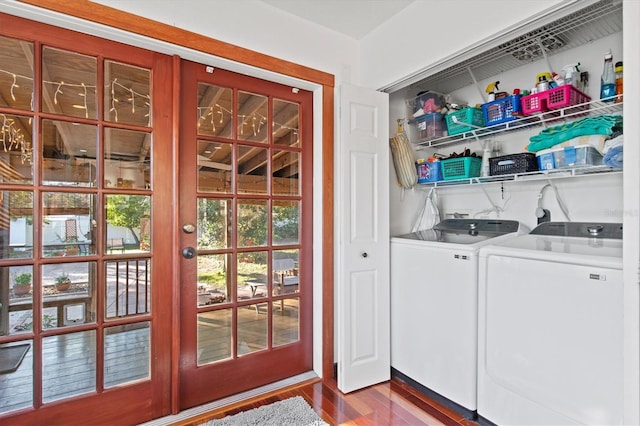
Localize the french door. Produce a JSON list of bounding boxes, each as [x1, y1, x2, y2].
[[178, 60, 313, 408], [0, 14, 173, 424]]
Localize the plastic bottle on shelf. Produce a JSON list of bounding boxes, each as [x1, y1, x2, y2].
[[614, 61, 623, 103], [552, 72, 565, 87], [600, 50, 616, 102], [561, 63, 580, 88], [481, 141, 492, 177]]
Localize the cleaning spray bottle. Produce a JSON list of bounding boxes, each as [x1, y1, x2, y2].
[[561, 63, 580, 88], [485, 81, 500, 102], [600, 50, 616, 101]]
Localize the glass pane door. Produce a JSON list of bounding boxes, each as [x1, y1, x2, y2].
[[179, 60, 313, 409], [0, 20, 173, 423]]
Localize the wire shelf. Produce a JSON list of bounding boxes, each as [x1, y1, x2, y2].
[[413, 98, 623, 148], [417, 165, 622, 188]]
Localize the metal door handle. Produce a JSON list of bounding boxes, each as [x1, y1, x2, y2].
[[182, 247, 196, 259]]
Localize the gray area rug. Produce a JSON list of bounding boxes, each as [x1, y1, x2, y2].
[[0, 343, 30, 374], [201, 396, 328, 426]]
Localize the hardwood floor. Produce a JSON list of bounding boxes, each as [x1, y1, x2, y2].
[[172, 378, 479, 426]]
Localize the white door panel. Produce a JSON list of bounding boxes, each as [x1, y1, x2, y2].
[[350, 152, 377, 242], [337, 84, 389, 393], [349, 270, 378, 363]]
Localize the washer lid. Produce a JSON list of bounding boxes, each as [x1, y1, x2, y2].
[[530, 222, 623, 239], [394, 229, 497, 244], [394, 229, 440, 241]]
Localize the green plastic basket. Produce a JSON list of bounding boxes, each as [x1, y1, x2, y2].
[[445, 108, 485, 136], [441, 157, 482, 180]]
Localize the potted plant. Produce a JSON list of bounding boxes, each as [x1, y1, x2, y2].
[[65, 236, 79, 256], [55, 272, 72, 291], [13, 272, 32, 295]]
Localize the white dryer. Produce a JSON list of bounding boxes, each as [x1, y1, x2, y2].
[[477, 222, 623, 425], [390, 219, 527, 417]]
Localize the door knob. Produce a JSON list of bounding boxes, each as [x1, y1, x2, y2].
[[182, 247, 196, 259], [182, 223, 196, 234]]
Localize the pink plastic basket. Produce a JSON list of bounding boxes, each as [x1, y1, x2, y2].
[[521, 85, 591, 116], [521, 92, 547, 115], [546, 85, 590, 110]]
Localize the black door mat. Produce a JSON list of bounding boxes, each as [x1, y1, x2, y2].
[[0, 343, 30, 374]]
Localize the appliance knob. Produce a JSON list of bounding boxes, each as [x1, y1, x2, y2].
[[469, 222, 478, 230], [587, 225, 604, 235]]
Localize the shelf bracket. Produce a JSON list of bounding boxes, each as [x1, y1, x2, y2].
[[467, 66, 485, 103], [451, 115, 482, 143], [536, 37, 554, 75]]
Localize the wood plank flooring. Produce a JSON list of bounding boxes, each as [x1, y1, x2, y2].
[[172, 378, 480, 426]]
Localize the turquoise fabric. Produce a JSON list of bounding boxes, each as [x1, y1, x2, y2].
[[527, 115, 622, 152]]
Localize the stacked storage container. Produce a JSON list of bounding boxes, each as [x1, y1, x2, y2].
[[406, 91, 447, 141]]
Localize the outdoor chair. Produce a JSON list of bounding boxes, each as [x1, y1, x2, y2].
[[273, 258, 299, 312]]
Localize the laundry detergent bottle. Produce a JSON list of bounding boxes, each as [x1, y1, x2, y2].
[[600, 50, 616, 101]]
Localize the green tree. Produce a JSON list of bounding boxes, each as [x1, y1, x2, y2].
[[237, 201, 267, 246], [273, 203, 299, 244], [105, 195, 150, 245], [197, 199, 228, 248]]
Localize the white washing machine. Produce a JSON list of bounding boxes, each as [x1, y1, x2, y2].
[[390, 219, 527, 417], [477, 222, 623, 425]]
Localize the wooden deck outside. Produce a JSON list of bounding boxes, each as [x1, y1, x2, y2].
[[0, 323, 150, 413], [0, 298, 300, 417]]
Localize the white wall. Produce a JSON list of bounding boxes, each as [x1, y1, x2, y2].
[[93, 0, 361, 86], [622, 1, 640, 422], [360, 0, 565, 90]]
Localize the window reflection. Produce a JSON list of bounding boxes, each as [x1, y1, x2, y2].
[[237, 91, 267, 143], [0, 114, 33, 183], [41, 120, 97, 187], [272, 149, 299, 195], [197, 140, 232, 193], [0, 35, 34, 111], [197, 84, 232, 139], [105, 128, 151, 190], [42, 47, 97, 119], [104, 61, 151, 127], [237, 145, 267, 194], [272, 99, 299, 147]]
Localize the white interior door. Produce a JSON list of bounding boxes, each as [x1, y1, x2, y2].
[[337, 83, 390, 393]]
